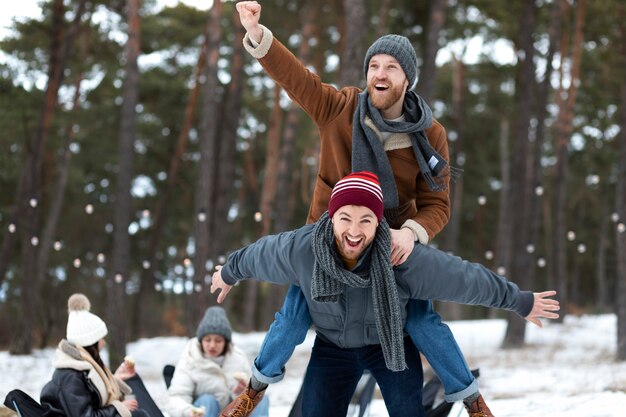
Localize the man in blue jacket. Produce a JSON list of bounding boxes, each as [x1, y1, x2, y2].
[[211, 171, 559, 417]]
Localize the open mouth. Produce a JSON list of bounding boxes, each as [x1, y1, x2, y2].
[[345, 236, 363, 248], [374, 83, 389, 91]]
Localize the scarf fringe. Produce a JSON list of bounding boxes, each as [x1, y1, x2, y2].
[[449, 165, 464, 183]]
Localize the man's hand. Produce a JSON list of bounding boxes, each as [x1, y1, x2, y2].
[[235, 1, 263, 43], [390, 228, 415, 266], [211, 265, 233, 304], [525, 291, 560, 327]]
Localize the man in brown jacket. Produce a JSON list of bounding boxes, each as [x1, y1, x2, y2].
[[220, 2, 493, 417]]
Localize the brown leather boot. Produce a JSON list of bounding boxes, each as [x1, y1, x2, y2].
[[464, 394, 494, 417], [220, 383, 266, 417]]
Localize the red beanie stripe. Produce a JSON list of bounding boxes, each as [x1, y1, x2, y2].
[[328, 171, 384, 220], [331, 179, 383, 202]]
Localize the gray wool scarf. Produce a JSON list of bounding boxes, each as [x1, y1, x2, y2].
[[310, 212, 407, 372], [352, 90, 451, 224]]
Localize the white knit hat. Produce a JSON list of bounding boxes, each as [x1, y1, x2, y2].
[[66, 293, 108, 347]]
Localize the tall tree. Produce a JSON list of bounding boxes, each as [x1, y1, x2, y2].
[[616, 2, 626, 361], [36, 32, 90, 347], [189, 0, 223, 333], [108, 0, 141, 366], [531, 0, 565, 294], [550, 0, 586, 324], [9, 0, 87, 354], [502, 0, 538, 348], [241, 87, 283, 329], [213, 16, 246, 324]]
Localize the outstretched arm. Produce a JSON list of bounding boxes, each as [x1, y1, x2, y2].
[[399, 244, 559, 318], [525, 291, 560, 327]]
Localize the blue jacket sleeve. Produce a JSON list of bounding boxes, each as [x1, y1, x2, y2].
[[220, 228, 309, 287], [396, 244, 534, 317]]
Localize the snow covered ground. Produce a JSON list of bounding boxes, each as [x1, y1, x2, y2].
[[2, 314, 626, 416]]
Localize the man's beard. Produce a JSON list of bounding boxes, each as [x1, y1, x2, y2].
[[367, 82, 405, 111]]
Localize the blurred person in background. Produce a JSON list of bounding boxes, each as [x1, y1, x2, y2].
[[165, 306, 269, 417]]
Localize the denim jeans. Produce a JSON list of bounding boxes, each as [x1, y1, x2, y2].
[[405, 299, 478, 402], [253, 285, 477, 402], [193, 393, 270, 417], [193, 394, 220, 417], [253, 284, 311, 384], [300, 336, 424, 417]]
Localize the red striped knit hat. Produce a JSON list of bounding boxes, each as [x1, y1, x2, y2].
[[328, 171, 384, 221]]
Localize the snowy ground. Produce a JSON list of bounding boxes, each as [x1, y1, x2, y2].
[[2, 314, 626, 416]]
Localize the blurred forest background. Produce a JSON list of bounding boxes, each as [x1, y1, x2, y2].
[[1, 0, 625, 366]]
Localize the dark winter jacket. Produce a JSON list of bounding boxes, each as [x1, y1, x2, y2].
[[40, 340, 132, 417], [221, 222, 534, 349]]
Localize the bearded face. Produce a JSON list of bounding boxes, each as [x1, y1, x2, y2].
[[331, 205, 379, 261], [367, 81, 406, 112], [366, 54, 409, 117]]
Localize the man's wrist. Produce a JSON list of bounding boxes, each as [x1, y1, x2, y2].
[[243, 25, 273, 59], [248, 27, 263, 44], [401, 219, 429, 245]]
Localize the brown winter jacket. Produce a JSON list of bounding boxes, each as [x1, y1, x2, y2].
[[244, 26, 450, 241]]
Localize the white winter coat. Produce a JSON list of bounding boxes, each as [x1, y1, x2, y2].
[[165, 338, 251, 417]]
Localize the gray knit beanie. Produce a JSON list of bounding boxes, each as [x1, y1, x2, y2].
[[196, 306, 232, 342], [363, 34, 418, 89]]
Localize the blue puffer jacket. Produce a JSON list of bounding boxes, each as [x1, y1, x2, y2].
[[221, 222, 534, 349]]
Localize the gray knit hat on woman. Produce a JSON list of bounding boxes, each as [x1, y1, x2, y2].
[[363, 34, 418, 89], [196, 306, 232, 341]]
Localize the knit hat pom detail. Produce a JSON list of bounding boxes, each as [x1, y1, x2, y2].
[[68, 293, 91, 312], [66, 293, 107, 347]]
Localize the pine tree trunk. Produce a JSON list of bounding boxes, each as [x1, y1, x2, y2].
[[107, 0, 140, 366], [340, 0, 366, 87], [551, 0, 586, 323], [11, 0, 87, 354], [212, 16, 245, 259], [418, 0, 447, 103], [189, 0, 223, 333], [375, 0, 391, 38], [531, 0, 564, 298], [259, 88, 282, 236], [615, 4, 626, 361], [502, 0, 537, 348]]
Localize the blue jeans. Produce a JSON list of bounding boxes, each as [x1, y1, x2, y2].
[[301, 336, 424, 417], [193, 394, 220, 417], [253, 285, 477, 402], [193, 394, 269, 417], [405, 299, 477, 401], [253, 285, 311, 384]]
